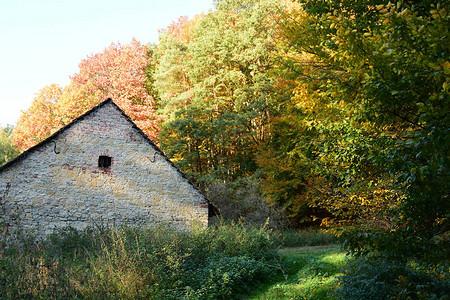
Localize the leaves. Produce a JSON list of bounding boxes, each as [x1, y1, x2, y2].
[[155, 0, 281, 183], [273, 0, 449, 257], [13, 40, 159, 151], [10, 0, 449, 253], [0, 125, 19, 166]]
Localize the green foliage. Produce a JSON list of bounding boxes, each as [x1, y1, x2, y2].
[[0, 126, 19, 167], [155, 0, 281, 184], [0, 225, 279, 299], [185, 256, 270, 299], [340, 226, 450, 263], [337, 256, 450, 300], [272, 0, 449, 256], [257, 109, 335, 225]]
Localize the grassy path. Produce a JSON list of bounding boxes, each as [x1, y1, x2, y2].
[[250, 245, 346, 300]]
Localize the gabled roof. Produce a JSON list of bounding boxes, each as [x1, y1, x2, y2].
[[0, 99, 198, 193]]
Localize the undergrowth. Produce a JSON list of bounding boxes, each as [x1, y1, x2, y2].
[[0, 224, 279, 299], [272, 228, 338, 248], [337, 256, 450, 299]]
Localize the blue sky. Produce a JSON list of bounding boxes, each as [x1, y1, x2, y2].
[[0, 0, 214, 126]]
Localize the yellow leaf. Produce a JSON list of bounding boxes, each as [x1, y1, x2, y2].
[[399, 8, 409, 16]]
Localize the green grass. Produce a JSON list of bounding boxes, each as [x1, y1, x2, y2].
[[249, 245, 346, 300], [272, 229, 338, 248]]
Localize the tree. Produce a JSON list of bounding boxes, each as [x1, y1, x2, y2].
[[13, 39, 159, 151], [275, 0, 449, 258], [13, 84, 62, 150], [71, 38, 159, 141], [154, 16, 198, 114], [155, 0, 281, 184], [0, 126, 19, 167]]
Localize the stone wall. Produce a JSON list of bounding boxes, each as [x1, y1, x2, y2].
[[0, 101, 208, 238]]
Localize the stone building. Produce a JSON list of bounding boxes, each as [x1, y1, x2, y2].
[[0, 99, 208, 237]]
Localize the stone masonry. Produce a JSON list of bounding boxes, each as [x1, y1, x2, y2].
[[0, 99, 208, 238]]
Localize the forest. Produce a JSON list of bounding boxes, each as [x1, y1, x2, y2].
[[0, 0, 448, 298]]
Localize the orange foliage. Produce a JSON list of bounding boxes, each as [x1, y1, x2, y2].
[[71, 38, 159, 140], [13, 39, 158, 151], [13, 84, 62, 150], [159, 15, 201, 43]]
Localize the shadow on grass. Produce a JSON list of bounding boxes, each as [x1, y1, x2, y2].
[[249, 245, 347, 300]]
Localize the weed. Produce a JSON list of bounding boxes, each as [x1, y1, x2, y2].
[[0, 224, 279, 299]]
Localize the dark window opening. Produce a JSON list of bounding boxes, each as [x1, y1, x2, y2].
[[98, 156, 112, 168]]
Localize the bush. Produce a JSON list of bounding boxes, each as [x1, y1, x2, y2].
[[206, 176, 289, 229], [337, 256, 450, 300], [0, 224, 280, 299], [183, 256, 271, 299]]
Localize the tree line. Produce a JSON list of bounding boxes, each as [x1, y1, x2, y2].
[[1, 0, 448, 262]]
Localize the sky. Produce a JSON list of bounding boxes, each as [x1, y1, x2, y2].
[[0, 0, 214, 126]]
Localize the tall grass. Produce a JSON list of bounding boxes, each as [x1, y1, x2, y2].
[[0, 224, 279, 299], [272, 228, 338, 248]]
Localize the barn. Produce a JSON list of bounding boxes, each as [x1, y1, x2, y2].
[[0, 99, 208, 237]]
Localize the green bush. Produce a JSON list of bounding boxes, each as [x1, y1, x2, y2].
[[183, 256, 270, 299], [0, 224, 279, 299], [337, 257, 450, 300]]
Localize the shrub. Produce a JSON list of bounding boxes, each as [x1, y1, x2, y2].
[[206, 176, 289, 228], [337, 256, 450, 300], [181, 256, 271, 300]]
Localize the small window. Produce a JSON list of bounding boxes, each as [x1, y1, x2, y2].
[[98, 156, 112, 168]]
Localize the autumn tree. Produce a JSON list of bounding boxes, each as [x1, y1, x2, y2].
[[71, 38, 159, 140], [155, 0, 282, 184], [13, 39, 158, 150], [13, 84, 63, 150], [274, 0, 449, 258], [154, 16, 199, 114]]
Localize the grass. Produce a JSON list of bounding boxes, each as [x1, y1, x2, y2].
[[0, 225, 343, 299], [3, 225, 446, 299], [272, 228, 338, 248], [0, 225, 279, 299], [249, 245, 347, 300]]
